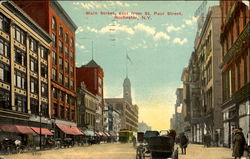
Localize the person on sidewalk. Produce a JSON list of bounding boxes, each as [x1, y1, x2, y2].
[[232, 128, 246, 159], [179, 132, 188, 155], [214, 131, 219, 147]]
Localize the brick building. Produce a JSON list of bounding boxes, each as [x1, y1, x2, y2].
[[219, 1, 249, 147], [76, 60, 104, 131], [14, 1, 82, 137]]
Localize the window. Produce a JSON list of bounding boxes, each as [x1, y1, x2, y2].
[[59, 41, 63, 53], [0, 13, 10, 33], [52, 34, 56, 47], [70, 66, 74, 77], [65, 46, 69, 57], [30, 98, 39, 115], [0, 62, 10, 83], [30, 77, 38, 94], [59, 58, 63, 70], [14, 70, 26, 89], [40, 46, 48, 60], [59, 73, 63, 84], [53, 104, 58, 117], [52, 51, 57, 65], [41, 82, 48, 98], [41, 64, 48, 78], [65, 77, 69, 88], [59, 26, 63, 37], [41, 102, 48, 117], [52, 87, 57, 98], [30, 57, 38, 73], [243, 7, 247, 26], [65, 33, 69, 42], [15, 94, 27, 113], [65, 62, 69, 73], [52, 17, 56, 30], [0, 88, 10, 110], [70, 38, 74, 48], [60, 106, 64, 118], [70, 80, 74, 90], [14, 25, 26, 45], [29, 37, 37, 53], [66, 94, 70, 104], [0, 37, 10, 58], [66, 108, 70, 120], [236, 18, 239, 36], [15, 47, 26, 66], [70, 51, 74, 62], [52, 68, 57, 81]]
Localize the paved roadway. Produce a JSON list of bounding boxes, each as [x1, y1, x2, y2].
[[2, 143, 246, 159]]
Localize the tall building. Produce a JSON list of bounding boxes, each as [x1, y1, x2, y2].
[[0, 1, 53, 144], [76, 60, 104, 131], [105, 77, 138, 132], [219, 1, 249, 147], [194, 6, 223, 145], [173, 88, 184, 135], [138, 121, 152, 133], [14, 1, 81, 137]]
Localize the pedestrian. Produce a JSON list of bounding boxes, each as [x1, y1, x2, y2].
[[179, 132, 188, 154], [232, 128, 246, 159], [214, 131, 219, 147]]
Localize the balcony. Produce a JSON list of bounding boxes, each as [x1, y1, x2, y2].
[[221, 22, 250, 68]]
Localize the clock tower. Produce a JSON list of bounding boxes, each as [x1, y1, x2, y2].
[[123, 77, 132, 104]]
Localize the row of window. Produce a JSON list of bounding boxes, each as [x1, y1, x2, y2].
[[0, 88, 49, 115], [53, 103, 75, 120], [52, 87, 75, 105], [51, 17, 74, 48]]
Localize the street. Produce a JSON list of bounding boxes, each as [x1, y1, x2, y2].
[[2, 143, 242, 159]]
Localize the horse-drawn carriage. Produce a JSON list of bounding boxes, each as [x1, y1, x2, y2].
[[136, 130, 178, 159]]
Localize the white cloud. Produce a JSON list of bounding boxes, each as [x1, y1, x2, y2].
[[153, 32, 170, 41], [184, 16, 198, 26], [100, 24, 135, 35], [173, 37, 188, 45], [166, 25, 182, 33], [134, 23, 156, 35], [76, 43, 86, 49]]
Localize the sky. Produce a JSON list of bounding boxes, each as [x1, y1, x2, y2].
[[59, 1, 219, 131]]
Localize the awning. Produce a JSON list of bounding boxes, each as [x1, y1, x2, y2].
[[16, 125, 34, 134], [0, 124, 18, 133], [0, 124, 34, 134], [31, 127, 53, 135], [99, 132, 107, 137], [56, 124, 83, 135], [104, 132, 110, 137], [84, 130, 95, 136], [94, 131, 100, 136]]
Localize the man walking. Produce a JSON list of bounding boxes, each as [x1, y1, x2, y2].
[[232, 128, 246, 159], [179, 132, 188, 155]]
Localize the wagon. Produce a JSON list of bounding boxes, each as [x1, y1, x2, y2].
[[136, 135, 178, 159]]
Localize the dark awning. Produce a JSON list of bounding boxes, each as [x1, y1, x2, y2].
[[0, 124, 34, 134]]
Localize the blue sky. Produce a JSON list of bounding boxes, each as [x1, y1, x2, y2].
[[59, 1, 219, 130]]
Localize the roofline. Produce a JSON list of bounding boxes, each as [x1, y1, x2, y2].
[[3, 1, 52, 43], [53, 1, 78, 31]]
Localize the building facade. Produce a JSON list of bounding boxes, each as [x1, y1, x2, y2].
[[76, 60, 104, 131], [174, 88, 184, 135], [0, 1, 52, 143], [220, 1, 249, 147], [138, 121, 152, 133], [14, 1, 81, 138], [77, 81, 98, 131], [194, 6, 223, 145], [105, 77, 138, 132]]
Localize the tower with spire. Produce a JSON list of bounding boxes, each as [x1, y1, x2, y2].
[[123, 76, 132, 104]]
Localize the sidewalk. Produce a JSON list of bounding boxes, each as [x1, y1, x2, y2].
[[177, 144, 248, 159]]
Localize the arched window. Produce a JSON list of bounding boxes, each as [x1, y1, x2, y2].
[[52, 17, 56, 30]]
